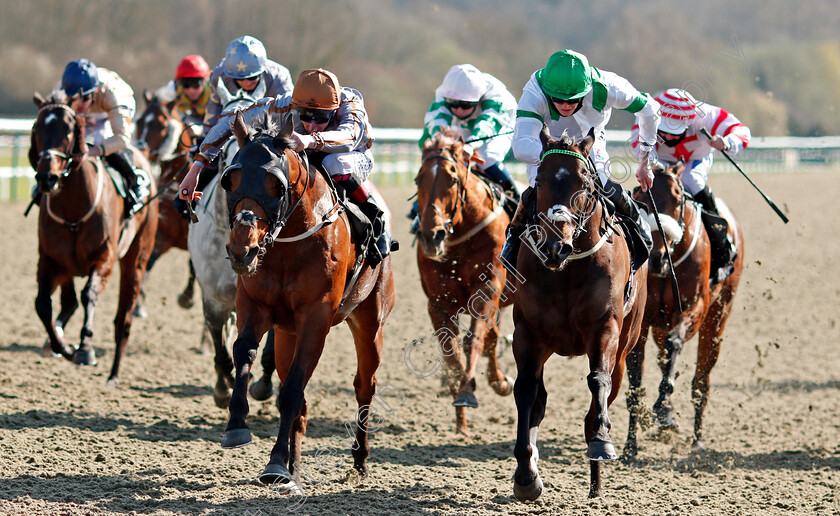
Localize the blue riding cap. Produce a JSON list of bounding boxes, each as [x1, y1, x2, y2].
[[62, 59, 100, 96], [224, 36, 267, 80]]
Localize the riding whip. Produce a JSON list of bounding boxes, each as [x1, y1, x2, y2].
[[700, 127, 789, 224], [646, 190, 683, 313], [464, 131, 514, 145]]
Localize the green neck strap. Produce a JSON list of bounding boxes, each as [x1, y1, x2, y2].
[[540, 148, 588, 163]]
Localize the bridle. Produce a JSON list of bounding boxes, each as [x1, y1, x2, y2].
[[539, 147, 602, 244], [419, 149, 469, 237]]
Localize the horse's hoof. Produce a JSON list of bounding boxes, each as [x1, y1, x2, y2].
[[72, 348, 97, 366], [513, 473, 543, 502], [106, 377, 119, 388], [452, 392, 478, 408], [41, 341, 60, 358], [692, 439, 706, 452], [132, 303, 148, 319], [490, 375, 514, 396], [177, 292, 194, 309], [221, 428, 253, 448], [587, 440, 618, 461], [259, 463, 296, 490], [213, 388, 231, 409], [249, 377, 273, 401]]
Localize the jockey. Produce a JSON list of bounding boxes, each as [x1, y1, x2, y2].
[[52, 59, 148, 216], [631, 88, 749, 283], [172, 54, 211, 129], [179, 68, 397, 266], [409, 64, 519, 233], [505, 49, 659, 273], [191, 36, 294, 198]]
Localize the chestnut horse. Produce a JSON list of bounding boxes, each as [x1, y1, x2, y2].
[[623, 161, 744, 459], [133, 90, 182, 165], [221, 112, 395, 491], [30, 93, 158, 384], [510, 129, 646, 500], [415, 128, 513, 436]]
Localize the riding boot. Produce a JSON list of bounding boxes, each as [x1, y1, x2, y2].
[[603, 179, 653, 273], [407, 200, 420, 235], [481, 162, 520, 219], [105, 149, 149, 217], [693, 185, 737, 284], [500, 186, 534, 273], [336, 178, 399, 267]]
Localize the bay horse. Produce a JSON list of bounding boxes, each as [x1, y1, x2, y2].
[[221, 111, 395, 492], [510, 128, 646, 500], [132, 95, 200, 317], [415, 128, 513, 436], [29, 92, 158, 385], [623, 161, 744, 459]]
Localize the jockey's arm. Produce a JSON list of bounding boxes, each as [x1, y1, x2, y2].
[[703, 107, 751, 154], [511, 115, 543, 167]]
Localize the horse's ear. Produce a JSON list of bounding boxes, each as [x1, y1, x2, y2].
[[33, 92, 45, 109], [539, 124, 554, 150], [672, 159, 686, 175], [28, 129, 38, 170], [578, 127, 596, 157], [143, 89, 153, 105], [277, 112, 294, 140], [231, 111, 250, 148], [166, 98, 177, 111]]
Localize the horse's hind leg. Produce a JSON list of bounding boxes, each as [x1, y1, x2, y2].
[[483, 311, 513, 397], [344, 307, 386, 478], [34, 257, 74, 360], [203, 301, 234, 408], [132, 247, 160, 319], [429, 304, 468, 435], [249, 328, 275, 401], [178, 259, 197, 310], [692, 300, 733, 451], [623, 324, 650, 462]]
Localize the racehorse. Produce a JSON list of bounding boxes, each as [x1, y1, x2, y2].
[[132, 93, 199, 317], [221, 111, 395, 492], [133, 90, 182, 165], [510, 128, 646, 500], [414, 128, 513, 436], [186, 80, 276, 406], [29, 92, 158, 385], [623, 161, 744, 459]]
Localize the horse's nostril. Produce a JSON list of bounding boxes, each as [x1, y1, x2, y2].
[[433, 229, 446, 245]]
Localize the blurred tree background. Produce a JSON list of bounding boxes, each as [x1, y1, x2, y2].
[[1, 0, 838, 135]]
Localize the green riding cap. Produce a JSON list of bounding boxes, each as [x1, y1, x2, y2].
[[536, 49, 592, 100]]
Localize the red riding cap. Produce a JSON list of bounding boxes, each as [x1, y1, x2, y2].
[[175, 55, 210, 79]]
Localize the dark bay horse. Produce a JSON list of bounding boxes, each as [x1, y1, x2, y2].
[[510, 129, 646, 500], [29, 93, 158, 385], [623, 161, 744, 459], [221, 112, 395, 492], [415, 128, 513, 436]]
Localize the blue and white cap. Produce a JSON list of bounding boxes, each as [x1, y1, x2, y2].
[[223, 36, 267, 79], [62, 59, 100, 96]]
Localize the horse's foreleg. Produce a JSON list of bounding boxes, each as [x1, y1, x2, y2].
[[223, 317, 268, 449], [35, 258, 74, 360], [584, 322, 621, 498], [652, 324, 689, 429], [512, 324, 550, 502], [76, 264, 113, 368], [262, 313, 329, 486], [428, 304, 468, 434], [623, 325, 650, 463]]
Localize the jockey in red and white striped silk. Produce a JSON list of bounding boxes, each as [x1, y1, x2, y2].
[[630, 88, 750, 283]]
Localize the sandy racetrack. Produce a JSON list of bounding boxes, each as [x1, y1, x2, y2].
[[0, 172, 838, 515]]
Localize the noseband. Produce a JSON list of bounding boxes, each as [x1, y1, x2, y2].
[[539, 148, 600, 242]]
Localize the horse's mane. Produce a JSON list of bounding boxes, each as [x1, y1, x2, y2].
[[423, 127, 464, 152], [553, 131, 576, 150], [234, 111, 295, 152]]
